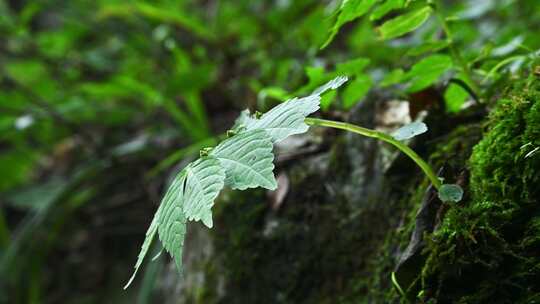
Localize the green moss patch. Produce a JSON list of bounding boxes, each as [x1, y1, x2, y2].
[[420, 81, 540, 303]]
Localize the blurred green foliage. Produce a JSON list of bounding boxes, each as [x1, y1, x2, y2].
[[0, 0, 539, 302]]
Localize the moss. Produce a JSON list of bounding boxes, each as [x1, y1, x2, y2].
[[361, 122, 483, 303], [419, 80, 540, 303]]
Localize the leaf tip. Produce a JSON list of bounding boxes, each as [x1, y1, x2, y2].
[[123, 271, 137, 290], [202, 213, 213, 228]]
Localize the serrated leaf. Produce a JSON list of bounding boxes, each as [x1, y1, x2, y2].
[[245, 95, 320, 143], [232, 109, 257, 131], [157, 170, 188, 271], [125, 170, 187, 289], [181, 157, 226, 228], [377, 6, 433, 40], [241, 77, 347, 142], [312, 75, 349, 96], [438, 184, 464, 203], [124, 203, 162, 289], [321, 0, 378, 49], [297, 66, 350, 94], [406, 54, 453, 92], [211, 129, 277, 191], [392, 122, 428, 140]]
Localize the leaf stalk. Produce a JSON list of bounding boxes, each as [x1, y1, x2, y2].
[[305, 117, 442, 189]]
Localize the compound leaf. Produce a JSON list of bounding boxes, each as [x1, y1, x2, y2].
[[211, 129, 277, 191]]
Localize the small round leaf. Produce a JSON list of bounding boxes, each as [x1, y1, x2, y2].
[[391, 122, 428, 141], [438, 184, 464, 203]]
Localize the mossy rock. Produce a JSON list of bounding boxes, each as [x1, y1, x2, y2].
[[419, 80, 540, 303], [368, 122, 483, 303]]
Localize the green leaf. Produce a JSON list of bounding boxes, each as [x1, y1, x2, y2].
[[335, 58, 370, 77], [438, 184, 464, 203], [444, 83, 469, 113], [380, 69, 405, 87], [322, 0, 378, 49], [342, 75, 372, 109], [181, 157, 226, 228], [377, 6, 433, 40], [406, 54, 453, 92], [320, 90, 337, 111], [211, 129, 277, 191], [258, 87, 290, 102], [295, 66, 327, 94], [297, 68, 349, 95], [391, 122, 428, 140], [370, 0, 405, 21], [124, 204, 162, 289]]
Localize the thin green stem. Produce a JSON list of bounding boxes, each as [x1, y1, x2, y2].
[[305, 118, 442, 189], [482, 55, 526, 83], [432, 1, 481, 97]]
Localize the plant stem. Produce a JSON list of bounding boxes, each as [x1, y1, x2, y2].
[[432, 1, 481, 97], [305, 118, 442, 189]]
